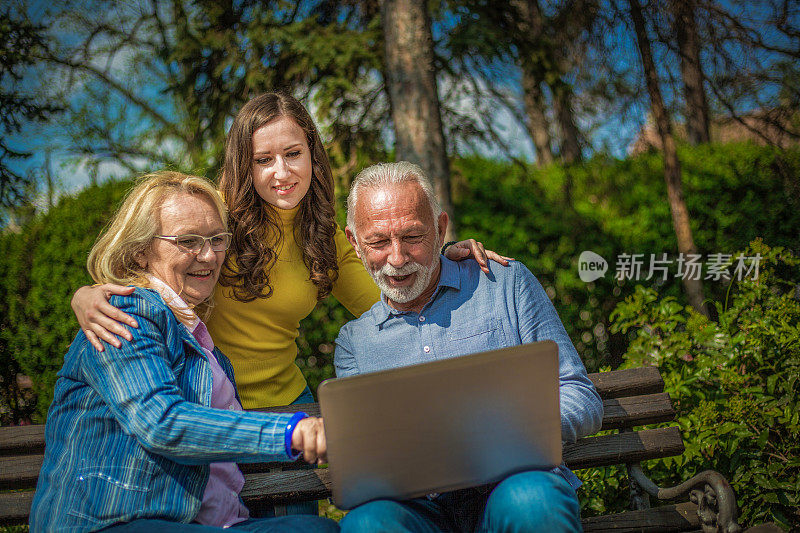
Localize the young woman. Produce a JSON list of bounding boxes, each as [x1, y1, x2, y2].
[[72, 92, 510, 411]]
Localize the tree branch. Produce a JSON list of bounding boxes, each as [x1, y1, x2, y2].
[[38, 52, 185, 143]]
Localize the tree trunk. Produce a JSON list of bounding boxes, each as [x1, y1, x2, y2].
[[381, 0, 456, 241], [44, 150, 55, 209], [672, 0, 710, 144], [521, 69, 555, 166], [514, 0, 582, 165], [629, 0, 708, 316], [551, 80, 583, 164], [512, 0, 555, 166]]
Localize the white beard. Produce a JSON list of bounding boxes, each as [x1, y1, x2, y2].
[[367, 260, 438, 303], [356, 229, 441, 305]]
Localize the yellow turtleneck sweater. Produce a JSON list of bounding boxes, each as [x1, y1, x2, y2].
[[206, 205, 380, 409]]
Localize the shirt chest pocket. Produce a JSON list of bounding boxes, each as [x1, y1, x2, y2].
[[445, 318, 506, 355]]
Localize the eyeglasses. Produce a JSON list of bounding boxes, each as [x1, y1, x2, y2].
[[154, 233, 232, 253]]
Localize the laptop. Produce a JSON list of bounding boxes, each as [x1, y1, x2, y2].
[[317, 340, 562, 510]]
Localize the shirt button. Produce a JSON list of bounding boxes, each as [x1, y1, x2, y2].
[[419, 316, 426, 322], [424, 346, 431, 353]]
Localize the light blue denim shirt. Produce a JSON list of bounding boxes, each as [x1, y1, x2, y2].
[[30, 288, 298, 532], [334, 257, 603, 488]]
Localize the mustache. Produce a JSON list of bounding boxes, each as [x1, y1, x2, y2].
[[376, 262, 422, 276]]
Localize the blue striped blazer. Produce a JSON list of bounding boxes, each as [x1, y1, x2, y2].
[[30, 288, 297, 532]]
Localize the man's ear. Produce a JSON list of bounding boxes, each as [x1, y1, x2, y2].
[[437, 211, 449, 245], [345, 227, 362, 259]]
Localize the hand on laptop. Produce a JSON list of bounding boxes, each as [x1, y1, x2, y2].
[[292, 416, 328, 465]]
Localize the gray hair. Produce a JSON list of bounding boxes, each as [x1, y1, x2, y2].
[[346, 162, 442, 241]]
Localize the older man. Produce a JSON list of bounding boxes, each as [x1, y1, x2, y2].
[[335, 162, 603, 533]]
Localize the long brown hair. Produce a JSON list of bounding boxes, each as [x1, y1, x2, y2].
[[218, 92, 338, 302]]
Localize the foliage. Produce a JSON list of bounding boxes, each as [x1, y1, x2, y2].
[[33, 0, 386, 188], [2, 142, 799, 425], [0, 179, 132, 422], [0, 227, 38, 424], [554, 142, 800, 255], [0, 9, 61, 207], [592, 240, 800, 529], [296, 296, 354, 399], [454, 142, 800, 371]]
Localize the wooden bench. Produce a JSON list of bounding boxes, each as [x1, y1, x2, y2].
[[0, 367, 743, 531]]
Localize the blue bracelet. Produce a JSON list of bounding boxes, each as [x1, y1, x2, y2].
[[284, 411, 309, 459]]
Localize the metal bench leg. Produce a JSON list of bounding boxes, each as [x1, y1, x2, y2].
[[621, 428, 650, 510], [626, 461, 651, 510], [629, 464, 742, 533]]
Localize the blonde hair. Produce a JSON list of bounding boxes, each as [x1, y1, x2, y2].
[[87, 171, 227, 316]]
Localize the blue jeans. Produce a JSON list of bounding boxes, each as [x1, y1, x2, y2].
[[292, 385, 316, 405], [101, 516, 338, 532], [249, 386, 319, 518], [339, 470, 581, 533]]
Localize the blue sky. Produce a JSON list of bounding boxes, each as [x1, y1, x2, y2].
[[4, 0, 797, 204]]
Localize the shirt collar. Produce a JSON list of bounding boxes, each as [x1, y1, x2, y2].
[[146, 274, 200, 333], [373, 255, 461, 325]]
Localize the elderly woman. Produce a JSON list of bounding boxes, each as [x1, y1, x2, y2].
[[30, 172, 338, 533]]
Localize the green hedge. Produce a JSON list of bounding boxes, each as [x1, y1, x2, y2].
[[0, 179, 133, 423], [590, 241, 799, 529], [453, 142, 800, 371], [1, 142, 798, 426]]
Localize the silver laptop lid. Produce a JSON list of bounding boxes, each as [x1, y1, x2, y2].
[[318, 340, 561, 509]]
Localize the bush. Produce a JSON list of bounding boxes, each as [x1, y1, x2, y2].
[[2, 143, 799, 423], [0, 179, 133, 422], [454, 142, 800, 372], [594, 240, 800, 529], [0, 227, 39, 424]]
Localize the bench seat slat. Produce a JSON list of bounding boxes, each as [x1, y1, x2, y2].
[[239, 427, 684, 504], [0, 491, 34, 526], [582, 502, 701, 532], [0, 425, 684, 492], [241, 468, 332, 503]]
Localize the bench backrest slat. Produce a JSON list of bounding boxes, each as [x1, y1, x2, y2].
[[600, 392, 674, 429], [0, 425, 46, 456], [588, 366, 663, 399], [0, 367, 681, 526], [237, 426, 685, 505], [0, 367, 666, 454], [0, 392, 675, 490]]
